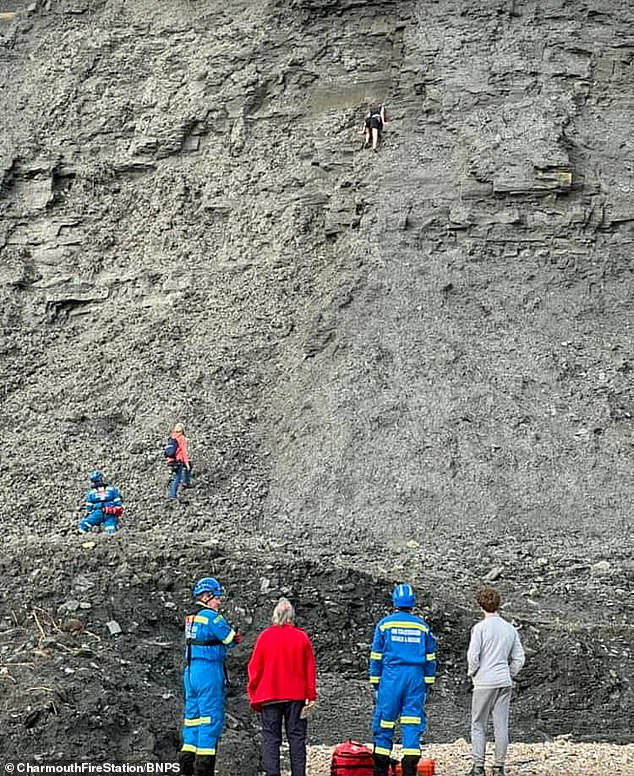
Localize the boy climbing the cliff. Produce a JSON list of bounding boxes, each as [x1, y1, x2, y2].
[[361, 105, 387, 152]]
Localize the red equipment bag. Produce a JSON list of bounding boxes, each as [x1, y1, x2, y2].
[[330, 740, 374, 775]]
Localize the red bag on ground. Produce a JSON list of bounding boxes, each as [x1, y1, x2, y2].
[[330, 740, 374, 775]]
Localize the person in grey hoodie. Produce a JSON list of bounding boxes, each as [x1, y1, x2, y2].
[[466, 587, 525, 776]]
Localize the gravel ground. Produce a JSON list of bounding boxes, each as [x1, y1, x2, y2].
[[297, 740, 634, 776]]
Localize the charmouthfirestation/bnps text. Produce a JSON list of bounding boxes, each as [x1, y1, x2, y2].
[[3, 764, 179, 774]]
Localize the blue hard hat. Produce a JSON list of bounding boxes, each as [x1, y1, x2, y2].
[[392, 583, 416, 609], [89, 470, 104, 484], [193, 577, 225, 598]]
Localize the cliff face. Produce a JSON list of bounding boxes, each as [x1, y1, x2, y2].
[[0, 0, 632, 765]]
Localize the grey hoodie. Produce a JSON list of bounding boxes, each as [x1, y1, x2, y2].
[[467, 613, 525, 688]]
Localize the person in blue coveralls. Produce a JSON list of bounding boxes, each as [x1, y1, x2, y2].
[[79, 470, 123, 534], [179, 577, 241, 776], [369, 583, 437, 776]]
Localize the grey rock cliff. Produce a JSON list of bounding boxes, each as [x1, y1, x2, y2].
[[0, 0, 632, 763]]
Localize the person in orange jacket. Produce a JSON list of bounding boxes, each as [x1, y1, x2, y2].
[[247, 598, 317, 776], [166, 423, 192, 499]]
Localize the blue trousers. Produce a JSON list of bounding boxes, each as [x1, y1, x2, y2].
[[169, 463, 191, 498], [181, 661, 225, 756], [79, 508, 118, 534], [373, 666, 427, 757]]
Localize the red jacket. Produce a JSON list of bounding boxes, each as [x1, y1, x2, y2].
[[171, 431, 190, 467], [247, 624, 317, 710]]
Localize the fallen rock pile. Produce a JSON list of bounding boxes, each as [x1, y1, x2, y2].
[[298, 739, 634, 776]]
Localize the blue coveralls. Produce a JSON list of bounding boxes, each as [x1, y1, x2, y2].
[[79, 485, 123, 534], [369, 610, 437, 758], [181, 606, 237, 757]]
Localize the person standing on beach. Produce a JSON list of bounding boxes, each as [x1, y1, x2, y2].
[[466, 587, 525, 776]]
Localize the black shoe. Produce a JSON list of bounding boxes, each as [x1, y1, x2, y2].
[[468, 767, 485, 776], [374, 753, 390, 776], [401, 755, 419, 776], [178, 752, 195, 776], [493, 767, 505, 776], [194, 755, 215, 776]]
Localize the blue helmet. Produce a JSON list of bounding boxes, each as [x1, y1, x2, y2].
[[392, 583, 416, 609], [193, 577, 225, 598], [89, 470, 104, 485]]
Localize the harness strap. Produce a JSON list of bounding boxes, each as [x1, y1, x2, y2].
[[186, 637, 224, 671], [187, 638, 224, 647]]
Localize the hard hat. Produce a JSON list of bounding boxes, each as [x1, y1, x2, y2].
[[89, 470, 104, 485], [392, 583, 416, 609], [193, 577, 225, 598]]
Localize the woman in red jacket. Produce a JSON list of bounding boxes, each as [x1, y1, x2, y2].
[[167, 423, 192, 499], [247, 598, 317, 776]]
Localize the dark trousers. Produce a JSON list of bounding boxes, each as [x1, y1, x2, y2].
[[260, 701, 307, 776]]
